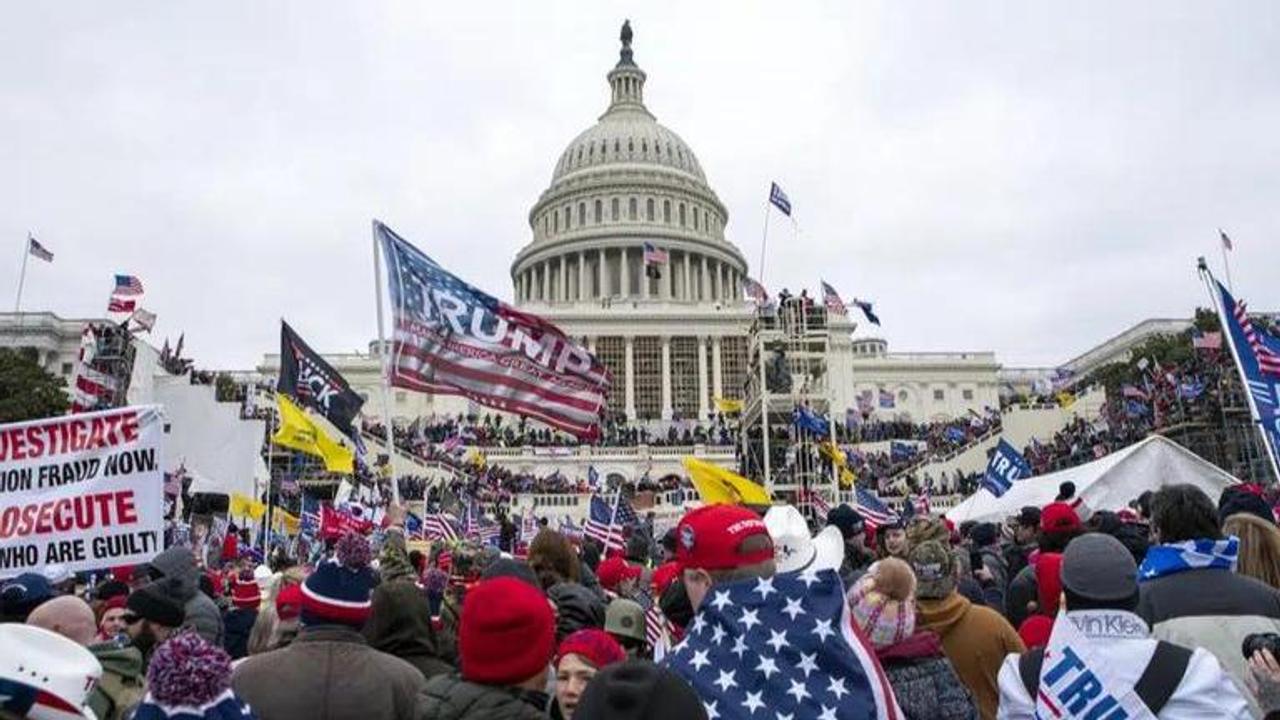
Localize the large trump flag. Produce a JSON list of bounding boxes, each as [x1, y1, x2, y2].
[[376, 221, 611, 439]]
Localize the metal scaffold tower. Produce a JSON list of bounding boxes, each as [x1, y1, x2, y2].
[[739, 297, 841, 518]]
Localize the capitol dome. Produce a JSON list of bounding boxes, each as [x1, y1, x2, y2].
[[511, 21, 748, 309]]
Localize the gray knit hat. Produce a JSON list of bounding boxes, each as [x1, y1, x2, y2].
[[1061, 533, 1138, 602]]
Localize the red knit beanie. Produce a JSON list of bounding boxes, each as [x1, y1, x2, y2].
[[555, 628, 626, 670], [460, 577, 555, 685]]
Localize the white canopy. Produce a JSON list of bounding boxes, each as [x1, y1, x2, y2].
[[945, 435, 1239, 524]]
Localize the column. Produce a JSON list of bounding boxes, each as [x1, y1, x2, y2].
[[683, 252, 692, 300], [514, 273, 522, 302], [700, 256, 710, 301], [622, 247, 631, 298], [660, 337, 672, 420], [641, 247, 650, 300], [624, 337, 636, 419], [560, 256, 569, 302], [578, 251, 587, 301], [598, 248, 608, 298], [697, 336, 709, 421], [712, 336, 723, 403], [719, 264, 727, 301], [660, 254, 671, 301]]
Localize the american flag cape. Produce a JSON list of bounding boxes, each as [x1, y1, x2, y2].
[[583, 495, 625, 550], [820, 281, 848, 316], [665, 569, 900, 720], [376, 220, 611, 439], [855, 487, 899, 531]]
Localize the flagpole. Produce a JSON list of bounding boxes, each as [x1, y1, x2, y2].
[[14, 235, 31, 312], [371, 220, 402, 504], [757, 199, 771, 285], [1197, 258, 1280, 483], [263, 391, 278, 556]]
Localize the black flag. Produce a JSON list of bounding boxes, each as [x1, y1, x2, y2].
[[278, 321, 365, 435]]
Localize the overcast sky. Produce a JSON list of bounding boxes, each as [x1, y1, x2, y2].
[[4, 2, 1278, 370]]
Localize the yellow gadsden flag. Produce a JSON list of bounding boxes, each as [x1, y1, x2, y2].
[[682, 457, 771, 506], [229, 492, 266, 521], [273, 395, 354, 473], [713, 396, 744, 414]]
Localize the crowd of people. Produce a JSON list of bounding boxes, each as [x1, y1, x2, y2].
[[10, 479, 1280, 719], [365, 413, 736, 452]]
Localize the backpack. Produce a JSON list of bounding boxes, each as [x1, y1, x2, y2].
[[91, 668, 147, 720], [1018, 641, 1192, 716]]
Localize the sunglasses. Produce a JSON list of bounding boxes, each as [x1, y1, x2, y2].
[[122, 612, 143, 625]]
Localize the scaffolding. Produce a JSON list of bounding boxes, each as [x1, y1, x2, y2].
[[84, 322, 136, 408], [739, 298, 840, 519]]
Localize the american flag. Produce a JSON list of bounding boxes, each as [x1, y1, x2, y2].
[[912, 489, 931, 516], [377, 221, 610, 439], [27, 235, 53, 262], [1192, 330, 1223, 351], [107, 296, 136, 313], [743, 277, 769, 304], [424, 512, 460, 543], [404, 512, 424, 540], [665, 569, 901, 720], [113, 274, 144, 295], [855, 487, 899, 531], [1235, 298, 1280, 377], [643, 241, 669, 265], [520, 513, 540, 543], [465, 504, 501, 546], [584, 495, 625, 550], [768, 182, 792, 217], [645, 602, 667, 650], [820, 281, 847, 316], [300, 495, 321, 537]]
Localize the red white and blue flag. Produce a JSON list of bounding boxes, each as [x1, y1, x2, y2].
[[643, 241, 668, 265], [665, 569, 901, 719], [820, 281, 847, 316], [113, 274, 145, 295], [377, 221, 611, 440], [424, 512, 460, 543], [584, 494, 625, 550], [743, 277, 769, 304], [855, 487, 899, 531]]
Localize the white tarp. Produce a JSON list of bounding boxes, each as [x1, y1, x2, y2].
[[155, 376, 265, 498], [945, 435, 1239, 524]]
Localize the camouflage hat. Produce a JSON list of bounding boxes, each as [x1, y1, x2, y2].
[[908, 540, 955, 600], [906, 516, 950, 548]]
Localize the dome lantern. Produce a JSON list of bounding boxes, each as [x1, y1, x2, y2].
[[605, 20, 650, 118]]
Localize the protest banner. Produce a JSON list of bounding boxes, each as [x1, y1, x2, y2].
[[0, 406, 165, 575]]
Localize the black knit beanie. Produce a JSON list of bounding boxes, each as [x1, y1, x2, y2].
[[572, 659, 707, 720], [127, 580, 186, 628]]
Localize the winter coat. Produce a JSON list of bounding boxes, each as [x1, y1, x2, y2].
[[1004, 564, 1037, 630], [415, 674, 549, 720], [365, 580, 455, 681], [839, 545, 876, 588], [1001, 542, 1035, 583], [996, 609, 1252, 719], [86, 641, 146, 720], [877, 630, 979, 720], [232, 624, 424, 720], [1137, 566, 1280, 626], [148, 546, 224, 645], [222, 608, 257, 660], [546, 582, 605, 642], [916, 592, 1024, 720]]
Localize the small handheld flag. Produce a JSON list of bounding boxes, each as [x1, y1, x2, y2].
[[768, 182, 792, 216], [27, 235, 53, 262]]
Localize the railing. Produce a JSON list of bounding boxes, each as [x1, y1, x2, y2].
[[888, 424, 1002, 482]]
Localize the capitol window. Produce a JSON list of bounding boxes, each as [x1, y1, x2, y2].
[[679, 203, 686, 227], [554, 212, 559, 232], [663, 200, 671, 223], [963, 389, 974, 400], [611, 198, 619, 221], [594, 199, 602, 223], [933, 389, 945, 401], [564, 206, 571, 229], [692, 207, 699, 230], [578, 202, 586, 226], [646, 198, 655, 221], [629, 197, 637, 220]]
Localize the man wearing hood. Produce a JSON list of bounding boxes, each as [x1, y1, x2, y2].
[[144, 546, 224, 645], [366, 574, 455, 681]]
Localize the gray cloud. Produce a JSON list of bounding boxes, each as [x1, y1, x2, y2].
[[3, 1, 1277, 370]]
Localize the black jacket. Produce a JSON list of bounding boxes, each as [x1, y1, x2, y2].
[[365, 581, 455, 681], [1138, 567, 1280, 626], [415, 675, 549, 720], [222, 608, 257, 660]]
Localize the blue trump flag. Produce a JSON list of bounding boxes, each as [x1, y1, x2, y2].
[[1216, 280, 1280, 469], [665, 568, 900, 719], [982, 438, 1032, 497], [890, 441, 916, 462], [792, 405, 829, 436]]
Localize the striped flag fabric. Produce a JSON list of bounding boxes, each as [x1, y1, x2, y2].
[[1234, 298, 1280, 377], [584, 495, 625, 550], [27, 235, 53, 262], [376, 221, 611, 440], [1192, 330, 1223, 351], [642, 241, 669, 265], [107, 297, 136, 313], [424, 513, 460, 543], [912, 489, 931, 516], [644, 603, 666, 649], [113, 274, 145, 295], [820, 280, 847, 316], [131, 308, 157, 332], [855, 487, 899, 531], [743, 277, 769, 304]]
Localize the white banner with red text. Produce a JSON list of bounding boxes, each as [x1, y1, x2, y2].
[[0, 406, 165, 575]]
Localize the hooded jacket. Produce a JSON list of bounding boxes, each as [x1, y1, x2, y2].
[[148, 546, 224, 645], [996, 609, 1252, 720], [876, 631, 979, 720], [365, 580, 454, 681], [86, 641, 146, 720], [916, 592, 1024, 720], [415, 674, 549, 720], [546, 582, 606, 642]]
